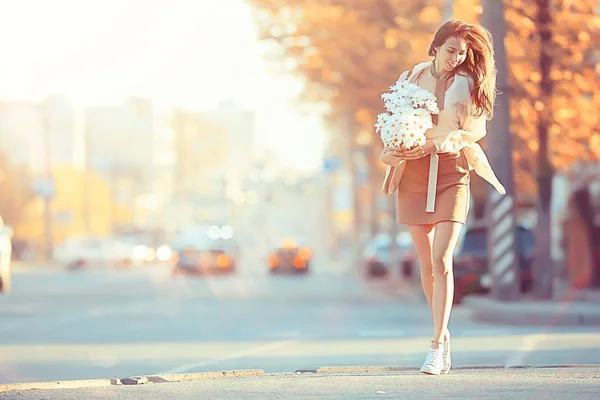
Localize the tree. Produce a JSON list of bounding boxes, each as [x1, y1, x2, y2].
[[0, 153, 35, 227], [531, 0, 555, 298], [505, 0, 600, 200], [250, 0, 444, 139], [503, 0, 600, 297]]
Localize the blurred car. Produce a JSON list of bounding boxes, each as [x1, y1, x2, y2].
[[54, 236, 141, 270], [267, 237, 312, 275], [363, 232, 417, 279], [454, 221, 535, 303], [114, 228, 171, 264], [171, 225, 239, 275], [0, 215, 13, 292]]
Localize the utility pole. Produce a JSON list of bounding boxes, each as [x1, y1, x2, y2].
[[443, 0, 454, 20], [41, 100, 54, 262], [347, 113, 363, 275], [532, 0, 555, 299], [481, 0, 521, 301], [350, 140, 362, 274], [73, 106, 90, 234]]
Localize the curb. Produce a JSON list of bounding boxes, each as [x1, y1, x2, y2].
[[4, 365, 600, 393], [0, 378, 121, 393], [462, 296, 600, 326], [144, 369, 264, 383], [0, 369, 264, 393]]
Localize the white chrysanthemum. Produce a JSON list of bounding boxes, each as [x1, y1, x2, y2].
[[375, 76, 440, 151]]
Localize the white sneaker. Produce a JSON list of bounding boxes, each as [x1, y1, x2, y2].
[[420, 347, 444, 375], [441, 341, 451, 375]]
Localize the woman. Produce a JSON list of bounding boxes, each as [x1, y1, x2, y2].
[[380, 19, 506, 375]]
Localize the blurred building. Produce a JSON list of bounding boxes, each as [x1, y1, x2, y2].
[[0, 100, 43, 169], [44, 95, 76, 167], [84, 97, 155, 183], [83, 98, 156, 225], [154, 102, 256, 233], [170, 102, 256, 197], [0, 95, 78, 171], [171, 109, 229, 198], [198, 101, 256, 186]]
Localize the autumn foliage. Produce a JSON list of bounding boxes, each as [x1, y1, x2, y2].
[[249, 0, 600, 199]]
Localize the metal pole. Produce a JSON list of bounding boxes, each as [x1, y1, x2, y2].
[[480, 0, 521, 301], [350, 138, 362, 274], [72, 105, 90, 234], [324, 167, 335, 259], [443, 0, 454, 20], [42, 101, 54, 263], [73, 105, 90, 233]]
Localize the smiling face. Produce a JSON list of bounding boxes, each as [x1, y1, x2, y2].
[[435, 36, 468, 72]]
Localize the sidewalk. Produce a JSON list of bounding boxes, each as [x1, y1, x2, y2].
[[462, 294, 600, 326], [1, 366, 598, 399]]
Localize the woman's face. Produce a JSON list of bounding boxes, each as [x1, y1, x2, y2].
[[435, 36, 468, 72]]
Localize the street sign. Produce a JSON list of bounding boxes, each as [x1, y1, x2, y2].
[[34, 177, 55, 200], [323, 158, 341, 172], [55, 211, 73, 224]]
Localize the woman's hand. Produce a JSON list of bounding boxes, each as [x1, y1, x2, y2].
[[400, 140, 437, 160], [380, 147, 405, 167]]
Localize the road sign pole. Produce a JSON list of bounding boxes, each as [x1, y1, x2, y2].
[[481, 0, 521, 301]]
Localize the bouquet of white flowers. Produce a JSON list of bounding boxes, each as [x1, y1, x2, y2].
[[374, 78, 439, 151]]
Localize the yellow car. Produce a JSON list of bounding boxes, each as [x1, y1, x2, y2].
[[267, 237, 312, 275]]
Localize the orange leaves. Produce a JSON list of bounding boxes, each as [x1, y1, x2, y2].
[[383, 28, 400, 49], [504, 0, 600, 185], [452, 0, 483, 21], [419, 7, 441, 24], [590, 135, 600, 159], [354, 108, 372, 125], [249, 0, 446, 140]]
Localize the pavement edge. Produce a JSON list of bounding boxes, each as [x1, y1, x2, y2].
[[461, 296, 600, 326], [0, 369, 264, 393], [0, 378, 121, 393]]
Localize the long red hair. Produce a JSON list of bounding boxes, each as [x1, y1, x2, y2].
[[428, 20, 497, 119]]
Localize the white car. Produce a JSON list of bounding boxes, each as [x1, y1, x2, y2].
[[54, 236, 141, 270], [0, 215, 13, 292]]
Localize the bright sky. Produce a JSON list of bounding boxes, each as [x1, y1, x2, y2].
[[0, 0, 326, 172]]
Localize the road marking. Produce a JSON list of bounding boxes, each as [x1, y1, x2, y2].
[[504, 333, 547, 367], [155, 339, 295, 375]]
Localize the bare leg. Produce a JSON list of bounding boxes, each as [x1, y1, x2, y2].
[[431, 221, 463, 348], [408, 224, 435, 310]]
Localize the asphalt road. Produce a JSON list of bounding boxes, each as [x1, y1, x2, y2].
[[3, 368, 599, 400], [1, 265, 599, 384]]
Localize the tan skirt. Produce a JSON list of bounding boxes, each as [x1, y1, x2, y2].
[[396, 151, 470, 225]]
